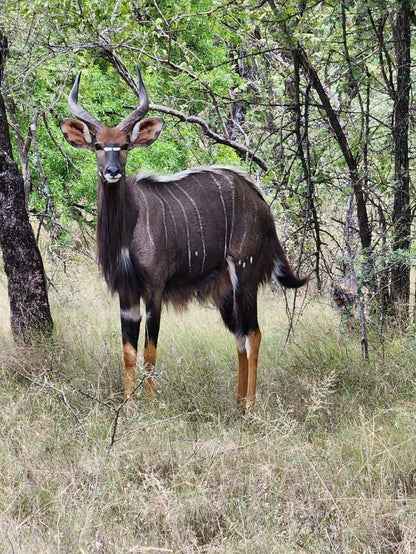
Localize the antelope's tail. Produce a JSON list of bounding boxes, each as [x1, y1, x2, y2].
[[269, 235, 308, 289]]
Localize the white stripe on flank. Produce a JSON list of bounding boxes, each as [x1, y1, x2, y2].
[[154, 192, 168, 247], [251, 198, 259, 250], [224, 175, 236, 246], [137, 188, 155, 249], [174, 181, 207, 273], [230, 181, 235, 244], [238, 186, 247, 254], [164, 184, 192, 273], [239, 229, 248, 254], [155, 189, 178, 239], [211, 174, 228, 258]]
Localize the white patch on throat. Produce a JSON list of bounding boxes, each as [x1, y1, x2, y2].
[[120, 247, 132, 272], [104, 176, 122, 183]]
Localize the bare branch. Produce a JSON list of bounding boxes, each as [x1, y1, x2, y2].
[[140, 102, 269, 171]]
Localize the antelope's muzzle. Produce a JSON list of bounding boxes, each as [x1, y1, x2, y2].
[[104, 148, 123, 183]]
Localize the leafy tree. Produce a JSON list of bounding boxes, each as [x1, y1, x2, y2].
[[3, 0, 416, 330]]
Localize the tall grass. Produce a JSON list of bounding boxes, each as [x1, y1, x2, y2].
[[1, 254, 416, 552]]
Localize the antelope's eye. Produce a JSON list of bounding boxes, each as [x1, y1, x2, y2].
[[95, 143, 103, 151], [121, 143, 128, 151]]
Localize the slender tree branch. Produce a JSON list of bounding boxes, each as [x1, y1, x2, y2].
[[296, 46, 372, 255], [100, 48, 270, 171], [148, 102, 269, 171]]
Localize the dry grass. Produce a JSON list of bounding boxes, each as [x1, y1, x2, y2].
[[1, 253, 416, 552]]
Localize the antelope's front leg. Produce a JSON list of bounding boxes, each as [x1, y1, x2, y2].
[[144, 299, 161, 397], [120, 301, 141, 402]]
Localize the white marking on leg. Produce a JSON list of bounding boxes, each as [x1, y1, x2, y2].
[[121, 304, 141, 322], [245, 335, 252, 357], [236, 334, 246, 353]]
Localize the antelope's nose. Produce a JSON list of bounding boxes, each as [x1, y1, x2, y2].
[[107, 166, 120, 177], [104, 165, 122, 183]]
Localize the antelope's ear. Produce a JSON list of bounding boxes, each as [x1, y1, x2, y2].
[[130, 117, 164, 148], [60, 118, 94, 149]]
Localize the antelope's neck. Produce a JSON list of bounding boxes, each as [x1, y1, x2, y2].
[[96, 177, 135, 292]]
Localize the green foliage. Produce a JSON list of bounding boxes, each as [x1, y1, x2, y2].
[[2, 0, 416, 319]]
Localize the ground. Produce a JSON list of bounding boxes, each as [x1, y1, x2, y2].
[[1, 253, 416, 552]]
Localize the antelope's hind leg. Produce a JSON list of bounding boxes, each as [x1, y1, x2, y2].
[[245, 328, 262, 411], [233, 286, 262, 413], [236, 335, 248, 406], [234, 329, 261, 412], [120, 300, 142, 403], [220, 290, 260, 411]]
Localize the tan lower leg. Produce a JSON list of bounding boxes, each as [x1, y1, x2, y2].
[[246, 329, 262, 410], [237, 348, 248, 406], [143, 341, 157, 397], [123, 342, 137, 401]]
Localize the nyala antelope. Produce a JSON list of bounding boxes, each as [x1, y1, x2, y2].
[[60, 68, 307, 412]]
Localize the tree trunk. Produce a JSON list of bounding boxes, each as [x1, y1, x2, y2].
[[0, 30, 53, 341], [292, 49, 322, 291], [390, 2, 412, 321], [297, 47, 373, 259]]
